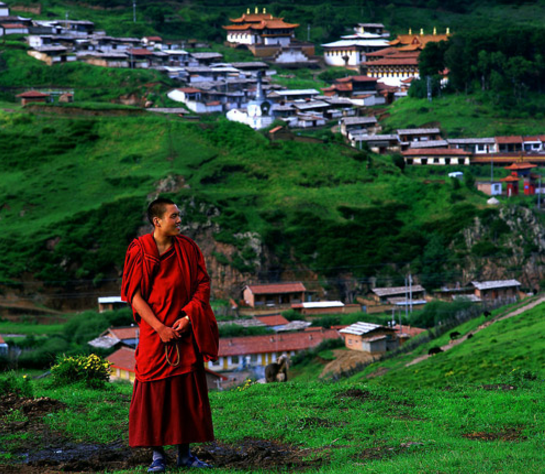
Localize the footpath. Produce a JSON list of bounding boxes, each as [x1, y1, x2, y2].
[[405, 295, 545, 368]]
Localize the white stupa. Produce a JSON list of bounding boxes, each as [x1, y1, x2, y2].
[[226, 70, 274, 130]]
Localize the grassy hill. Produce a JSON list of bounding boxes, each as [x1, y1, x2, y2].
[[0, 298, 544, 473], [0, 105, 544, 302]]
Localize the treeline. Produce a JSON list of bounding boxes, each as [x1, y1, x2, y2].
[[411, 25, 545, 116]]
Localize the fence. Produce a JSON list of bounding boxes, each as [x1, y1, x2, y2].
[[332, 296, 518, 380]]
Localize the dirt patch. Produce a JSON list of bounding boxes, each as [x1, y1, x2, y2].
[[462, 427, 526, 442], [1, 392, 326, 473], [320, 349, 377, 378], [297, 417, 346, 429], [194, 438, 326, 471], [337, 388, 380, 401]]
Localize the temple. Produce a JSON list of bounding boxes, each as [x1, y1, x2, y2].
[[363, 28, 451, 86], [223, 7, 315, 65]]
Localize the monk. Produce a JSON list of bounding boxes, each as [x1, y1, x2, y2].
[[121, 197, 219, 472]]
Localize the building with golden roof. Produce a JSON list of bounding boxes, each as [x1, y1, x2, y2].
[[363, 27, 451, 86], [223, 7, 314, 64]]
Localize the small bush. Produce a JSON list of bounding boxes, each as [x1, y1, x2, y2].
[[0, 371, 33, 398], [50, 354, 111, 389]]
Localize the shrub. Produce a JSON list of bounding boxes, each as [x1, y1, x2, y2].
[[50, 354, 111, 389], [0, 371, 33, 398]]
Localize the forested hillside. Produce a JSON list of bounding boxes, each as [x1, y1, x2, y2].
[[0, 0, 544, 308]]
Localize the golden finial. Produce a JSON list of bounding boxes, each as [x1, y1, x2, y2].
[[433, 27, 437, 35], [263, 7, 266, 14], [420, 28, 424, 35], [246, 8, 250, 14], [446, 27, 450, 35], [255, 6, 258, 14], [408, 28, 412, 35]]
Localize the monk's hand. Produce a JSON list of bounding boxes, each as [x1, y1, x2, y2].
[[173, 316, 190, 335], [157, 324, 181, 343]]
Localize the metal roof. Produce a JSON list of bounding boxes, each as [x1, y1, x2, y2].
[[339, 322, 383, 336], [372, 285, 425, 297], [471, 280, 521, 291]]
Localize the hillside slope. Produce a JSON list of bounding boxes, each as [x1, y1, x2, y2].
[[346, 298, 545, 388], [0, 108, 544, 306]]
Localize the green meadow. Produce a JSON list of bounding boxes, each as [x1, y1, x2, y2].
[[0, 300, 544, 473]]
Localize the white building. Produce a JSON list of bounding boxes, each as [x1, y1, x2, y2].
[[322, 39, 389, 68]]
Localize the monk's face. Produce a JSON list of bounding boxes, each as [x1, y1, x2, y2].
[[156, 204, 182, 236]]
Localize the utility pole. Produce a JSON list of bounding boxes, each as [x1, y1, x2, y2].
[[427, 75, 432, 102], [133, 0, 136, 23], [404, 275, 409, 322], [409, 274, 413, 314], [307, 24, 310, 41]]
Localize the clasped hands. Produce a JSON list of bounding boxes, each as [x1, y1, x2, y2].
[[158, 314, 190, 344]]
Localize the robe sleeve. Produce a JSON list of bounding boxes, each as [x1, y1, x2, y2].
[[120, 240, 144, 323], [182, 243, 219, 362]]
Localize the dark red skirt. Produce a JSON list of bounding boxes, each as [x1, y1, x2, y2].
[[129, 370, 214, 447]]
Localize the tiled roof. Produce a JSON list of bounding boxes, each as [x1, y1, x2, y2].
[[447, 138, 495, 144], [246, 282, 306, 295], [495, 136, 523, 144], [128, 48, 153, 55], [504, 162, 537, 170], [107, 326, 138, 340], [336, 75, 377, 83], [255, 315, 290, 326], [1, 23, 26, 28], [391, 325, 427, 338], [402, 148, 470, 156], [177, 87, 202, 93], [17, 90, 50, 98], [107, 347, 136, 372], [366, 57, 418, 66], [219, 329, 340, 357], [500, 175, 520, 182]]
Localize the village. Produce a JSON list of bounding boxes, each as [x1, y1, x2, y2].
[[0, 2, 544, 386], [3, 2, 545, 199], [62, 277, 523, 389]]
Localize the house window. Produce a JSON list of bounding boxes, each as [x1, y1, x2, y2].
[[211, 359, 220, 366], [250, 354, 258, 363], [230, 356, 239, 365]]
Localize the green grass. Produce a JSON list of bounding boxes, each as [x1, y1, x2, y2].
[[381, 94, 545, 137], [347, 301, 545, 389]]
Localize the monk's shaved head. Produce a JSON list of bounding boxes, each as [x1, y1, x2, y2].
[[147, 198, 175, 225]]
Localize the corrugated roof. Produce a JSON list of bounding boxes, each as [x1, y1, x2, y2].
[[397, 128, 440, 135], [372, 285, 425, 297], [471, 280, 521, 290], [402, 148, 469, 156], [341, 116, 378, 126], [339, 322, 383, 336], [409, 140, 448, 149], [219, 329, 340, 357], [246, 282, 306, 295]]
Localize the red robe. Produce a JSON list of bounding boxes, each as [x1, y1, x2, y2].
[[121, 233, 218, 447], [121, 233, 219, 382]]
